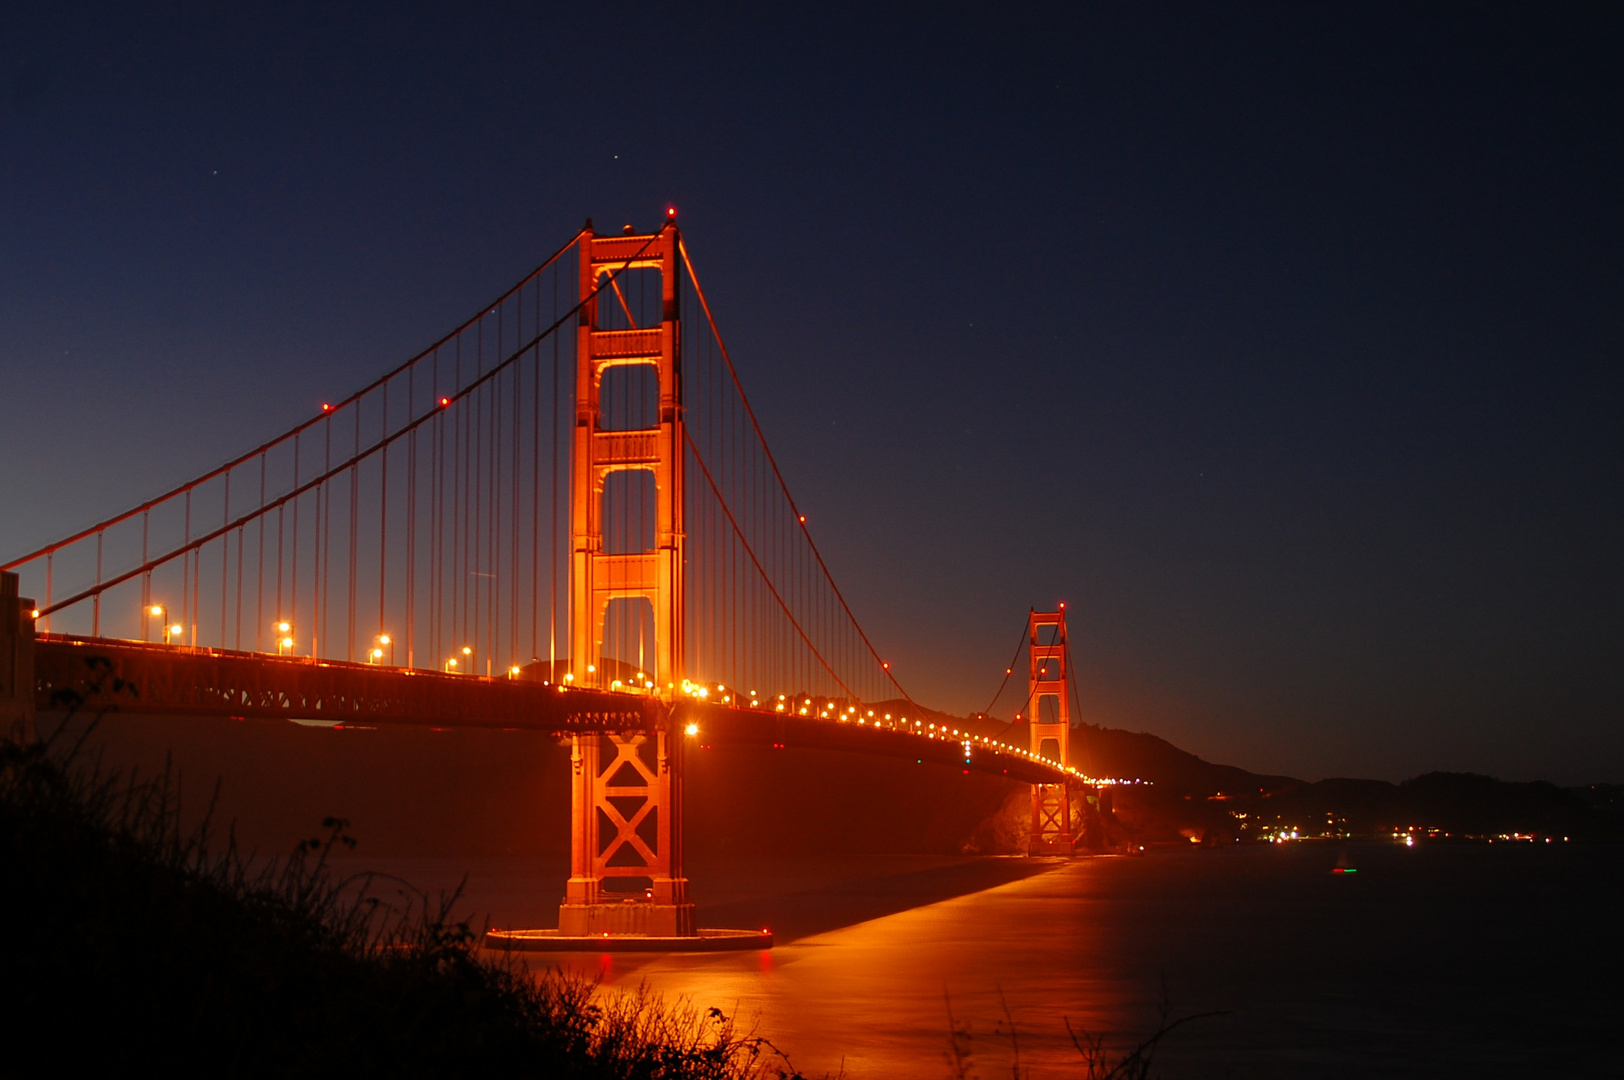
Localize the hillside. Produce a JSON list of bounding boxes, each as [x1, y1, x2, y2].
[[876, 701, 1623, 846]]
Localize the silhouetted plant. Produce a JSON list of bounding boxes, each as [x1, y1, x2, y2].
[[4, 656, 810, 1078], [1064, 994, 1227, 1080], [942, 985, 1224, 1080]]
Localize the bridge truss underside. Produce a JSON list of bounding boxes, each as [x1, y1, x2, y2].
[[34, 636, 1069, 785]]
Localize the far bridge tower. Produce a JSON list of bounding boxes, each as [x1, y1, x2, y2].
[[1026, 607, 1075, 854]]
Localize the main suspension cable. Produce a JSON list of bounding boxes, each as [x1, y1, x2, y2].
[[679, 236, 922, 713]]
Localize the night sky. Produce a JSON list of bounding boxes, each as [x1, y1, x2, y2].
[[3, 5, 1619, 784]]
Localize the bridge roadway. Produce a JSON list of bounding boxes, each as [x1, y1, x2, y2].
[[33, 635, 1071, 785]]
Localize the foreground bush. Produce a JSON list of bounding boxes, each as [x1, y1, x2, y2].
[[0, 729, 799, 1079]]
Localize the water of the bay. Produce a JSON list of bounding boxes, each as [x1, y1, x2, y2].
[[351, 843, 1622, 1078]]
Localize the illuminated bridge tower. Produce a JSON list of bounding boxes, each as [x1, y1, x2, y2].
[[560, 219, 693, 937], [1027, 607, 1075, 855]]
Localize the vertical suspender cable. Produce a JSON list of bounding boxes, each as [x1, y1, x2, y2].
[[531, 278, 540, 663], [93, 533, 101, 637], [221, 474, 230, 645], [312, 465, 322, 658], [192, 510, 200, 648], [407, 366, 416, 669], [291, 435, 300, 653], [257, 460, 265, 651], [321, 417, 332, 659], [235, 523, 244, 651], [490, 342, 499, 671], [471, 337, 480, 667], [485, 328, 496, 673], [487, 326, 496, 672], [349, 410, 359, 662], [275, 501, 283, 635], [452, 340, 461, 656], [429, 361, 438, 666], [141, 511, 150, 642], [379, 382, 389, 653], [433, 350, 443, 666], [550, 263, 559, 674], [462, 338, 471, 660], [513, 344, 521, 668], [182, 492, 191, 645]]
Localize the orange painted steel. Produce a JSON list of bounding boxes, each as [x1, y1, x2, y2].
[[563, 223, 692, 936], [32, 635, 1069, 784], [33, 635, 656, 732], [1026, 608, 1076, 854], [682, 705, 1068, 784], [570, 223, 684, 692]]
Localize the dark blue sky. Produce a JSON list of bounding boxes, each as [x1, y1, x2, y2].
[[3, 4, 1619, 782]]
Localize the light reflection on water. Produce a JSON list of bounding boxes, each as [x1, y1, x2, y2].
[[529, 844, 1622, 1079], [554, 864, 1117, 1078], [335, 845, 1620, 1077]]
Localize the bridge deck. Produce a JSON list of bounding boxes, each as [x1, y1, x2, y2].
[[34, 636, 1074, 784]]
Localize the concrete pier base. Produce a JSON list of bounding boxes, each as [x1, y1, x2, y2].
[[559, 898, 695, 937], [484, 927, 771, 953]]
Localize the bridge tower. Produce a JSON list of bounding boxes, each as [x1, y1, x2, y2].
[[559, 219, 693, 937], [1027, 607, 1075, 854], [1, 572, 37, 743]]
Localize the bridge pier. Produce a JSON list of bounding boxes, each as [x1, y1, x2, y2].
[[1, 571, 36, 743], [486, 706, 767, 952], [558, 723, 694, 937]]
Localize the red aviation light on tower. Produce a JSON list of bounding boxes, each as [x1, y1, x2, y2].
[[440, 397, 451, 407], [667, 206, 677, 220], [321, 402, 332, 412]]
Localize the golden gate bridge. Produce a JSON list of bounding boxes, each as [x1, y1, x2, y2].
[[1, 214, 1104, 948]]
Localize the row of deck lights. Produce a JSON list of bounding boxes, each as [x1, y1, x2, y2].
[[128, 606, 1103, 780], [141, 605, 510, 677], [658, 680, 1114, 783], [142, 604, 291, 652]]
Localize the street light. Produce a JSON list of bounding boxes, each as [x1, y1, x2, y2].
[[149, 604, 178, 645], [373, 634, 394, 666], [276, 621, 294, 655]]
